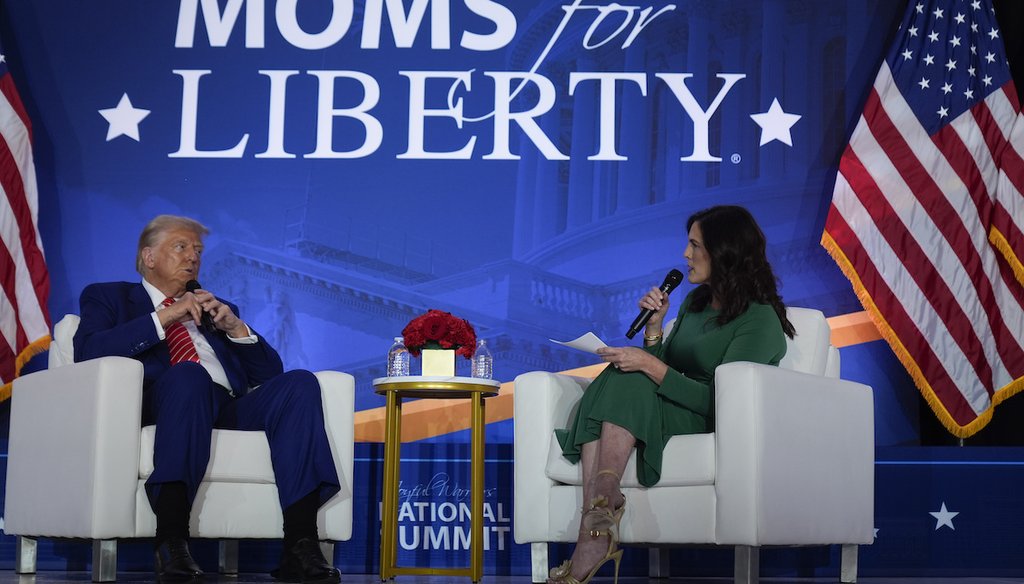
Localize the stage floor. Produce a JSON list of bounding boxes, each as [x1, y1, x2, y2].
[[3, 575, 1024, 584]]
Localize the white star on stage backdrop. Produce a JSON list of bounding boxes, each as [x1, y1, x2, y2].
[[749, 98, 802, 146], [98, 93, 151, 142], [929, 502, 959, 530]]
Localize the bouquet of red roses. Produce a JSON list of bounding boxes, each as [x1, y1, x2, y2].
[[401, 309, 478, 359]]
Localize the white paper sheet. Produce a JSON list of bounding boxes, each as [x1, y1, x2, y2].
[[549, 332, 608, 354]]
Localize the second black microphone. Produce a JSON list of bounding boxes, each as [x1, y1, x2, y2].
[[625, 269, 684, 339], [185, 279, 217, 333]]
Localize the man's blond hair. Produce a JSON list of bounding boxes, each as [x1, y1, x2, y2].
[[136, 215, 209, 275]]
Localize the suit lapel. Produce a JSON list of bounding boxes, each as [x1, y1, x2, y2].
[[129, 283, 172, 366], [128, 283, 155, 318]]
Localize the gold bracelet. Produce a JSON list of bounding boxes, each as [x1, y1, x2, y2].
[[644, 333, 663, 342]]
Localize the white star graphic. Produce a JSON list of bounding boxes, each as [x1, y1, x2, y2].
[[928, 31, 940, 42], [873, 528, 879, 539], [0, 54, 6, 64], [985, 52, 996, 63], [964, 88, 975, 100], [942, 82, 953, 94], [971, 0, 981, 9], [968, 66, 976, 77], [903, 49, 914, 60], [989, 27, 999, 40], [938, 106, 950, 118], [909, 26, 919, 37], [950, 35, 961, 47], [971, 44, 977, 54], [982, 75, 993, 86], [972, 23, 979, 33], [946, 58, 958, 71], [98, 94, 151, 142], [750, 98, 801, 147], [924, 54, 936, 65], [918, 78, 930, 89], [916, 3, 924, 14], [954, 13, 966, 24], [930, 502, 959, 530], [933, 7, 944, 18]]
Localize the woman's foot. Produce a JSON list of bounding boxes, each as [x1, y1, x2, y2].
[[548, 496, 621, 584]]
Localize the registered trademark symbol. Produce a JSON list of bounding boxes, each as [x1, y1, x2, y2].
[[730, 153, 741, 164]]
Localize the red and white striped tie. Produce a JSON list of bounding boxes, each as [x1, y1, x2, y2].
[[161, 297, 200, 365]]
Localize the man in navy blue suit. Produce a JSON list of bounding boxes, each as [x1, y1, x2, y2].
[[73, 215, 341, 584]]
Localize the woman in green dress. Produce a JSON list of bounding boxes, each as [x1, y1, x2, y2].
[[547, 205, 797, 584]]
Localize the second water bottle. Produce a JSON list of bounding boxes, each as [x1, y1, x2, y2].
[[387, 336, 410, 377]]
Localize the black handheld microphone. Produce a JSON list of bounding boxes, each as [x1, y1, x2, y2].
[[185, 279, 217, 333], [625, 269, 684, 339]]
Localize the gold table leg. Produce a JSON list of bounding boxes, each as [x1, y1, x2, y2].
[[471, 392, 485, 582], [380, 391, 403, 581]]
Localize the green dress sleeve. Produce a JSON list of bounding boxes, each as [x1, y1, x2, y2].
[[653, 302, 787, 417]]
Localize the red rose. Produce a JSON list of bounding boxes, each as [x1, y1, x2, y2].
[[400, 309, 477, 358]]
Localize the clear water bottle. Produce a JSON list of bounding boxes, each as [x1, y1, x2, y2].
[[471, 339, 493, 379], [387, 336, 410, 377]]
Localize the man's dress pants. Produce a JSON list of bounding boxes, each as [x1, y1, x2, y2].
[[142, 362, 341, 511]]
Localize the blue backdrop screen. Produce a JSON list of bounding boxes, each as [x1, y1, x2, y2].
[[1, 0, 938, 576]]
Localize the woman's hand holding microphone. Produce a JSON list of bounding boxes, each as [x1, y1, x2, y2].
[[595, 287, 671, 384]]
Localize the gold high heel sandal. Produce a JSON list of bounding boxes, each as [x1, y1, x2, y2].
[[548, 498, 624, 584]]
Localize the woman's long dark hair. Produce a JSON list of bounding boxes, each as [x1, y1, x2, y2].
[[687, 206, 795, 338]]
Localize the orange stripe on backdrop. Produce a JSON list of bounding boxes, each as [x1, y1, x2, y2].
[[352, 311, 883, 442]]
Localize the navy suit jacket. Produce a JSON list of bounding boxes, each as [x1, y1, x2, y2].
[[73, 281, 284, 395]]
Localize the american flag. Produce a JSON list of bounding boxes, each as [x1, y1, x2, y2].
[[823, 0, 1024, 437], [0, 34, 51, 400]]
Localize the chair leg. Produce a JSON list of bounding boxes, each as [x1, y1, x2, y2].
[[219, 540, 239, 574], [530, 542, 549, 583], [320, 542, 335, 566], [648, 546, 671, 578], [734, 545, 759, 584], [92, 539, 117, 582], [15, 536, 37, 574], [840, 544, 859, 583]]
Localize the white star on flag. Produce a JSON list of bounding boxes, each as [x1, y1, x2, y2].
[[98, 93, 151, 142], [749, 98, 801, 147], [929, 502, 959, 530]]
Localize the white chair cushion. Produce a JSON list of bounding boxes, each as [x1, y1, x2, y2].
[[49, 314, 79, 368], [544, 432, 716, 488], [779, 307, 830, 376], [139, 426, 276, 484]]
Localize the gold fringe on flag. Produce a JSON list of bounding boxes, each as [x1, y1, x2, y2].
[[989, 227, 1024, 288], [1, 334, 51, 402]]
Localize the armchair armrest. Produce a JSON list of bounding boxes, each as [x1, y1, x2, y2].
[[512, 371, 591, 543], [314, 370, 355, 542], [713, 362, 874, 546], [5, 357, 144, 539]]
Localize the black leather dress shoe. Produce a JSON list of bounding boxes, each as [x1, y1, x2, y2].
[[154, 537, 204, 582], [271, 538, 341, 584]]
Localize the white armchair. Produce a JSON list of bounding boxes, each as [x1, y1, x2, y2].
[[4, 315, 355, 582], [513, 307, 874, 584]]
